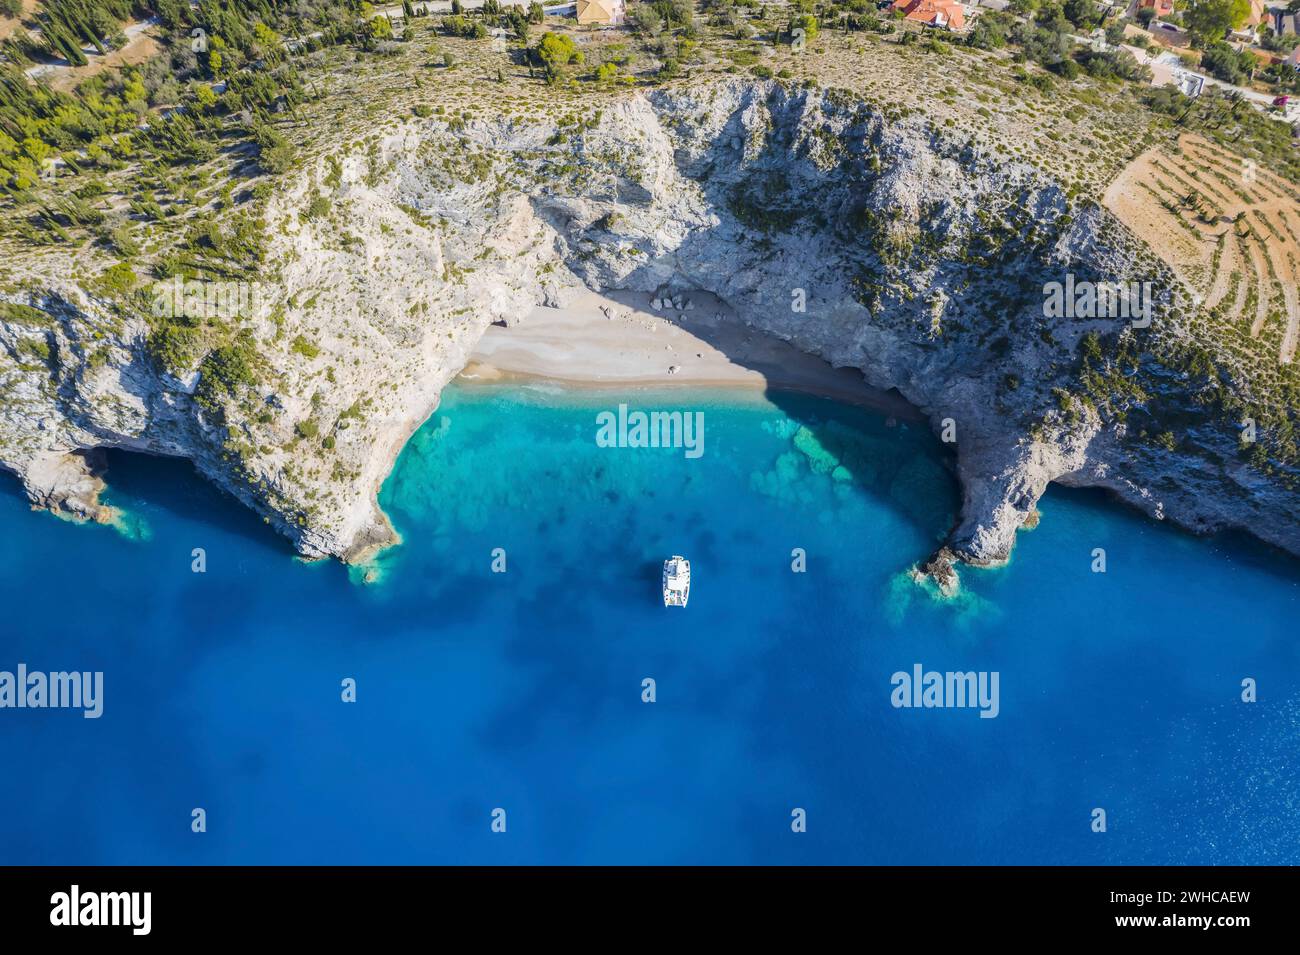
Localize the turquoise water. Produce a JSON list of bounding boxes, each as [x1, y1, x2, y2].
[[0, 382, 1297, 864]]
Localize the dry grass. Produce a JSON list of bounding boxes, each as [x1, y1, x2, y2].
[[44, 26, 162, 93], [291, 20, 1166, 201], [0, 0, 37, 43]]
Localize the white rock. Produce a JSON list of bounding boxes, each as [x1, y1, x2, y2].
[[1, 80, 1293, 582]]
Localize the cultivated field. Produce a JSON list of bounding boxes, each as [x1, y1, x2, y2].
[[1105, 134, 1300, 365]]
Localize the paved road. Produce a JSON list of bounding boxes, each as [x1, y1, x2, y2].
[[1108, 35, 1298, 125]]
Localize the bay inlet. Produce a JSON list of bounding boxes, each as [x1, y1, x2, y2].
[[0, 383, 1296, 864]]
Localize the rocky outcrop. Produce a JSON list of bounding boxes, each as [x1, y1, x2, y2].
[[2, 80, 1296, 582]]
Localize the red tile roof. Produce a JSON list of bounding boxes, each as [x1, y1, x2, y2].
[[893, 0, 966, 31], [1138, 0, 1175, 17]]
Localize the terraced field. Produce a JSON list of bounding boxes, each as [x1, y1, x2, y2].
[[1105, 134, 1300, 365]]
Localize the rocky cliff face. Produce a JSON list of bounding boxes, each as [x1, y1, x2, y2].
[[2, 80, 1296, 583]]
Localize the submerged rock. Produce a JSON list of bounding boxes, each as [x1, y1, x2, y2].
[[918, 548, 961, 599]]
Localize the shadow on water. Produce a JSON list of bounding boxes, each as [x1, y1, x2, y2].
[[591, 294, 962, 548], [1048, 483, 1300, 588], [593, 282, 1300, 581], [100, 448, 297, 557], [0, 466, 26, 505], [637, 557, 664, 592], [759, 385, 960, 546], [585, 303, 960, 552]]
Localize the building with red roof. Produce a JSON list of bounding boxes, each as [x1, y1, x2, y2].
[[892, 0, 967, 30], [1137, 0, 1175, 19]]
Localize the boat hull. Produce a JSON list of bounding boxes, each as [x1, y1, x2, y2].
[[663, 557, 690, 608]]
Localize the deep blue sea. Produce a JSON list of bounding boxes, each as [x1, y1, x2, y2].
[[1, 383, 1297, 864]]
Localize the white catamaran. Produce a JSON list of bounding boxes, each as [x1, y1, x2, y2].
[[663, 556, 690, 608]]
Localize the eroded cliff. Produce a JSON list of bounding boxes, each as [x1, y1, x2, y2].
[[2, 80, 1296, 584]]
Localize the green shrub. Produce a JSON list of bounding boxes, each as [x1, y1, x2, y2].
[[17, 337, 52, 365], [146, 323, 203, 374], [291, 335, 321, 359], [0, 303, 53, 328], [96, 263, 137, 297], [303, 195, 331, 221], [196, 338, 260, 411]]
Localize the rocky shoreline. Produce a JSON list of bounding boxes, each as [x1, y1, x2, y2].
[[2, 80, 1297, 587]]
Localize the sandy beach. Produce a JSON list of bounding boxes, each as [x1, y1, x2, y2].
[[459, 288, 921, 418]]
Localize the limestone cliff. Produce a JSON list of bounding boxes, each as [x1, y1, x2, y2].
[[2, 80, 1296, 583]]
